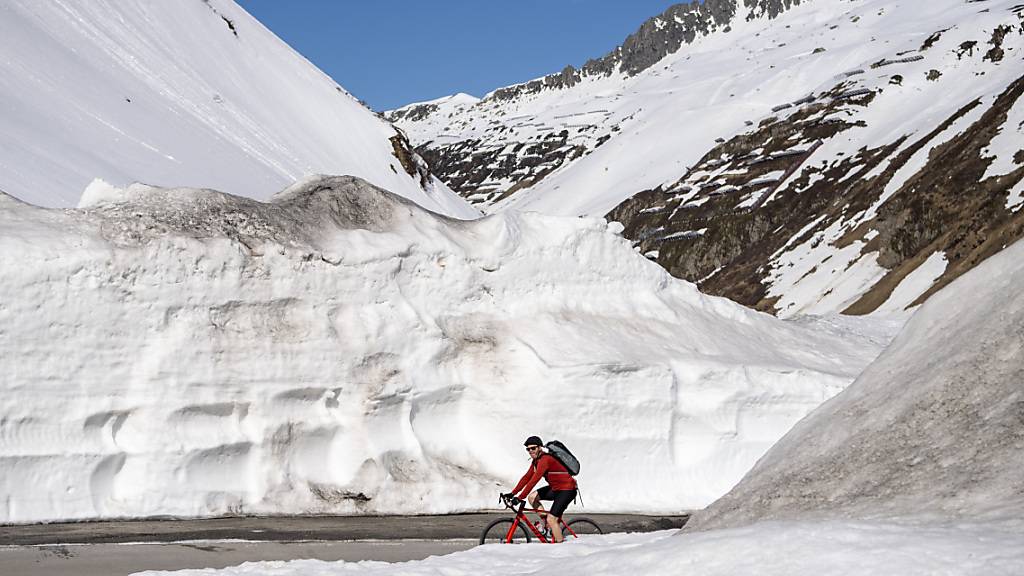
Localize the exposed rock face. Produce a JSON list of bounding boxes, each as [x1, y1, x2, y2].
[[610, 70, 1024, 316], [389, 130, 433, 188], [416, 133, 587, 205], [387, 102, 439, 124]]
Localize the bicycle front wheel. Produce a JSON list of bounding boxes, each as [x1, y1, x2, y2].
[[479, 518, 531, 545], [566, 517, 603, 538]]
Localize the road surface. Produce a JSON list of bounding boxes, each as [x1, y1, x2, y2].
[[0, 513, 689, 575]]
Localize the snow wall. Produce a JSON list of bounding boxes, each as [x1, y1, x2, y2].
[[688, 238, 1024, 531], [0, 176, 887, 523]]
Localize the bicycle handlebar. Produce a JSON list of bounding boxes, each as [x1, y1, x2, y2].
[[499, 493, 523, 509]]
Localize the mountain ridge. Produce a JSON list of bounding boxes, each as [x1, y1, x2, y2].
[[389, 0, 1024, 317]]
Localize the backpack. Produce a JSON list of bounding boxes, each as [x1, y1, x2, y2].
[[545, 440, 580, 476]]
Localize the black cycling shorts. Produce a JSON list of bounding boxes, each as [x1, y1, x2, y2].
[[536, 485, 577, 517]]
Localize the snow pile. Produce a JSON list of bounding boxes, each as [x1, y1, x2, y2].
[[126, 233, 1024, 576], [134, 519, 1024, 576], [687, 237, 1024, 531], [0, 176, 889, 523], [0, 0, 476, 218]]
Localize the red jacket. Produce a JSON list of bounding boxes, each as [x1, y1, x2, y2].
[[512, 453, 577, 498]]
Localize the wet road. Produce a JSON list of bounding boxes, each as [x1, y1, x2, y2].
[[0, 539, 473, 576], [0, 513, 688, 575]]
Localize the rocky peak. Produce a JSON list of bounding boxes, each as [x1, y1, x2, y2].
[[490, 0, 800, 102]]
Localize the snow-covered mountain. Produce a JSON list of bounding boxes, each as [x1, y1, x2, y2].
[[388, 0, 1024, 316], [0, 0, 477, 219], [0, 176, 891, 523]]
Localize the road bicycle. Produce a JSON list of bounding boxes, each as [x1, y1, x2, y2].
[[479, 493, 603, 544]]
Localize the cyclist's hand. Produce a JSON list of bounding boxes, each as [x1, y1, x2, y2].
[[509, 496, 523, 507]]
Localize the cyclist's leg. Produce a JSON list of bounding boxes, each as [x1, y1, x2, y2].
[[546, 510, 562, 542], [527, 491, 543, 516], [532, 486, 554, 522], [547, 489, 576, 542]]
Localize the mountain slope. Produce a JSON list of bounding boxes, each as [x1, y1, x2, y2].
[[611, 2, 1024, 317], [390, 0, 1024, 315], [0, 0, 477, 218]]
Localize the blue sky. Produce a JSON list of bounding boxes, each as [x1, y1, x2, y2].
[[237, 1, 680, 111]]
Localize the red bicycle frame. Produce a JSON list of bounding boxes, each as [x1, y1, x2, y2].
[[504, 501, 580, 543]]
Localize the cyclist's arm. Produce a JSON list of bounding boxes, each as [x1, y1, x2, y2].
[[509, 466, 533, 495], [516, 457, 550, 499]]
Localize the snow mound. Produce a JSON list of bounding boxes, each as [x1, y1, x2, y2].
[[687, 239, 1024, 531], [0, 176, 889, 523], [78, 175, 429, 246]]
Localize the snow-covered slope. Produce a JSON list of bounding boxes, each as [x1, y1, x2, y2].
[[387, 93, 481, 126], [0, 0, 477, 219], [686, 236, 1024, 531], [0, 176, 890, 523], [391, 0, 1024, 315]]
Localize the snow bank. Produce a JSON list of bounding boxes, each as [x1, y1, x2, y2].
[[687, 238, 1024, 531], [0, 176, 888, 523], [133, 518, 1024, 576], [0, 0, 477, 219]]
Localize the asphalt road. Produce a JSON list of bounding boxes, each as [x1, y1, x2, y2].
[[0, 540, 473, 576], [0, 513, 689, 575]]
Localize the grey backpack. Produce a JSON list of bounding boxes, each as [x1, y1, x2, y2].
[[545, 440, 580, 476]]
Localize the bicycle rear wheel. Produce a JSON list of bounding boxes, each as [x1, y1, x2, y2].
[[566, 517, 603, 538], [479, 518, 531, 545]]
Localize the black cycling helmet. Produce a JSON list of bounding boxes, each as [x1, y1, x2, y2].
[[524, 435, 543, 447]]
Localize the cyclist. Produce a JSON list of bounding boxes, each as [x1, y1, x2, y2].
[[502, 435, 577, 542]]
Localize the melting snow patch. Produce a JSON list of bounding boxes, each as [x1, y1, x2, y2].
[[1007, 178, 1024, 212], [981, 93, 1024, 180], [873, 251, 947, 314], [662, 228, 707, 241], [768, 220, 886, 317], [747, 171, 786, 186]]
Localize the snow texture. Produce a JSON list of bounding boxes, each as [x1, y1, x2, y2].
[[134, 518, 1024, 576], [0, 0, 477, 219], [688, 237, 1024, 530], [0, 176, 890, 523], [134, 218, 1024, 576]]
